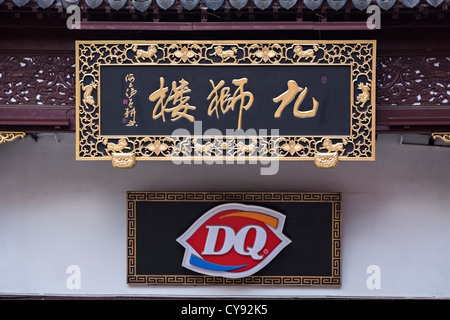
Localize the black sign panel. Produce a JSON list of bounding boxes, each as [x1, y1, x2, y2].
[[100, 65, 351, 136], [127, 192, 341, 286]]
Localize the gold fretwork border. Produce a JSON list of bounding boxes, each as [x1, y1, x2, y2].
[[432, 132, 450, 143], [127, 191, 341, 286], [0, 131, 25, 144], [76, 40, 376, 165]]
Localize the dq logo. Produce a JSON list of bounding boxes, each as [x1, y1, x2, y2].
[[177, 203, 291, 278]]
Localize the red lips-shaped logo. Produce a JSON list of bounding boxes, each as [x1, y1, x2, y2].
[[177, 203, 291, 278]]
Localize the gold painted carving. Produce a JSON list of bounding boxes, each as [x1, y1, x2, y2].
[[313, 138, 348, 168], [356, 82, 371, 108], [143, 137, 170, 155], [293, 45, 318, 61], [192, 138, 214, 155], [281, 139, 304, 155], [132, 44, 158, 61], [82, 80, 97, 106], [76, 40, 376, 167], [103, 138, 130, 152], [237, 138, 259, 154], [0, 131, 25, 144], [314, 152, 339, 169], [249, 44, 282, 63], [321, 138, 348, 153], [111, 152, 136, 168], [212, 45, 238, 62], [168, 44, 202, 63], [103, 138, 135, 168], [432, 132, 450, 143]]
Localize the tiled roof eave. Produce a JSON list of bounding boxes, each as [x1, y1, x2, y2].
[[1, 0, 448, 13]]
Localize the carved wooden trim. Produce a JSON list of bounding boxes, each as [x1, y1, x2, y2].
[[0, 53, 449, 134], [0, 55, 75, 106], [1, 54, 448, 109], [376, 55, 450, 107]]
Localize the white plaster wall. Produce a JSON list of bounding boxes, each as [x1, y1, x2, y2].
[[0, 133, 449, 298]]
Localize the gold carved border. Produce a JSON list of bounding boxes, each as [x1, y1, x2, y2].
[[127, 191, 341, 286], [76, 40, 376, 167], [432, 132, 450, 143], [0, 132, 26, 144]]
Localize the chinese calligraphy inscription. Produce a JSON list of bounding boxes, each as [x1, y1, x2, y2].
[[141, 76, 320, 129], [124, 73, 137, 127]]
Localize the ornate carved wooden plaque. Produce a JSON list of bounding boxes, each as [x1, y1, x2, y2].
[[76, 40, 376, 168]]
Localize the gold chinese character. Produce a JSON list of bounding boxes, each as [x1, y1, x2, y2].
[[273, 80, 319, 118], [124, 107, 136, 126], [148, 77, 196, 122], [126, 86, 137, 99], [207, 78, 254, 130], [125, 74, 135, 82]]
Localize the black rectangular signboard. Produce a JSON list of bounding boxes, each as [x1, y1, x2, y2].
[[100, 64, 351, 136], [76, 40, 376, 168], [127, 191, 341, 286]]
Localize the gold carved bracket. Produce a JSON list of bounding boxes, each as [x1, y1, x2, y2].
[[101, 138, 136, 168], [432, 132, 450, 144], [0, 132, 26, 144], [314, 152, 339, 168], [111, 152, 136, 169], [313, 138, 349, 168]]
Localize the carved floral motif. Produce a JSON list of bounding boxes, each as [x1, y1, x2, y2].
[[376, 56, 450, 106], [0, 55, 75, 105]]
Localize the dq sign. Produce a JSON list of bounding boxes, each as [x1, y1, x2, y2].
[[177, 203, 291, 278]]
